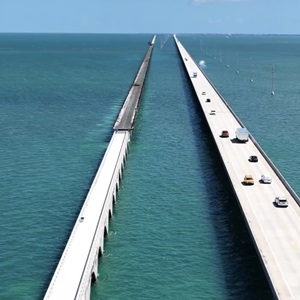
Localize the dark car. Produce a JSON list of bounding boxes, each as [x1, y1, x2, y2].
[[206, 98, 211, 102], [220, 130, 229, 138], [249, 155, 258, 162]]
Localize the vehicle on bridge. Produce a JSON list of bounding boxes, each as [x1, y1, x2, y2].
[[209, 110, 216, 115], [261, 174, 272, 184], [243, 174, 254, 185], [275, 196, 289, 207], [236, 127, 249, 142], [193, 72, 198, 78], [220, 130, 229, 138], [249, 155, 258, 162]]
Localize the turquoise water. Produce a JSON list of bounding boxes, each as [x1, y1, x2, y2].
[[0, 33, 299, 299]]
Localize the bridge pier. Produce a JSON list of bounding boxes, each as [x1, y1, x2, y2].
[[91, 257, 98, 285], [109, 201, 113, 219], [113, 190, 117, 204], [98, 233, 104, 257]]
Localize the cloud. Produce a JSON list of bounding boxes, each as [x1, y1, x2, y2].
[[192, 0, 247, 4]]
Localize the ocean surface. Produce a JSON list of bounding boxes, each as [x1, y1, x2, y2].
[[0, 33, 299, 300]]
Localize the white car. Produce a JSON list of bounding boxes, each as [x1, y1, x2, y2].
[[261, 174, 272, 184], [209, 110, 216, 115], [275, 196, 288, 207]]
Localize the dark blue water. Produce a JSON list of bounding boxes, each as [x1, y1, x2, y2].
[[0, 33, 299, 299]]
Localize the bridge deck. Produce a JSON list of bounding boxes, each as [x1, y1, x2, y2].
[[113, 35, 155, 130], [44, 131, 129, 300], [174, 35, 300, 299]]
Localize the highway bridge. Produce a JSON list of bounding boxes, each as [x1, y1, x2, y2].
[[174, 34, 300, 300], [43, 35, 156, 300]]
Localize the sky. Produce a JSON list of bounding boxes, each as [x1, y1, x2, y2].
[[0, 0, 299, 34]]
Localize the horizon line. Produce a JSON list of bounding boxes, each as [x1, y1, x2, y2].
[[0, 31, 300, 36]]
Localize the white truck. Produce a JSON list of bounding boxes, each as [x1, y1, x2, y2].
[[235, 128, 249, 142]]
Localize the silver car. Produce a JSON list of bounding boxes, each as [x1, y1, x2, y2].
[[275, 196, 288, 207]]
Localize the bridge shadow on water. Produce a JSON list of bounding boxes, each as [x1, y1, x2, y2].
[[178, 58, 274, 299]]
